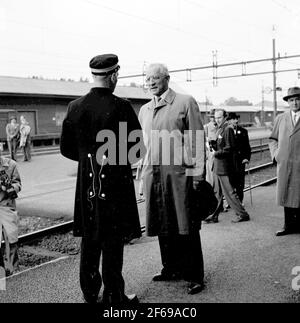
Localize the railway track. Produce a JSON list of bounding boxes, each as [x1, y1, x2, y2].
[[4, 139, 270, 159], [17, 160, 276, 246]]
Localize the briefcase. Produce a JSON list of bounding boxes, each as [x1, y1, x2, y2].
[[192, 180, 218, 221]]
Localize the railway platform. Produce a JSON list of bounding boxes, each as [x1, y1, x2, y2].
[[1, 183, 300, 303]]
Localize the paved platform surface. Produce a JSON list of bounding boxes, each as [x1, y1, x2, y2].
[[1, 181, 300, 303]]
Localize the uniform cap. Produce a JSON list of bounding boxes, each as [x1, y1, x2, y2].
[[89, 54, 119, 75]]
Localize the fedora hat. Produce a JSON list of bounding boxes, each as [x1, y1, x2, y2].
[[227, 112, 240, 120], [208, 109, 215, 117], [283, 87, 300, 101]]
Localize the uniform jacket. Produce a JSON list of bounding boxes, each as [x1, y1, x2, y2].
[[212, 121, 237, 176], [60, 87, 142, 240], [0, 157, 21, 244], [269, 111, 300, 208], [138, 88, 206, 236]]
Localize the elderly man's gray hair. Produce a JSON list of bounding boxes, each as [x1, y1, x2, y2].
[[147, 63, 170, 77]]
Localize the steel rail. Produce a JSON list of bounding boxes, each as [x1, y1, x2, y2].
[[18, 162, 276, 246]]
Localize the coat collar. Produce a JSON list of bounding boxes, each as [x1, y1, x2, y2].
[[284, 111, 300, 136], [148, 88, 176, 110], [291, 111, 300, 136]]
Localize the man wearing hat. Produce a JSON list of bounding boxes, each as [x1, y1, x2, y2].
[[227, 112, 251, 203], [270, 86, 300, 236], [60, 54, 142, 304]]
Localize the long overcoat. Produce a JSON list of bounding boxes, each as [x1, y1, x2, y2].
[[138, 88, 205, 236], [269, 111, 300, 208], [60, 87, 142, 241]]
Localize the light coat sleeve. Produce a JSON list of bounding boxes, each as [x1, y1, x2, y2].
[[10, 163, 21, 194], [269, 115, 280, 162], [60, 104, 79, 161], [185, 96, 206, 179]]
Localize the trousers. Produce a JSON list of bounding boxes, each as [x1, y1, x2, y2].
[[211, 173, 249, 219], [79, 234, 125, 303], [158, 230, 204, 284], [283, 207, 300, 232]]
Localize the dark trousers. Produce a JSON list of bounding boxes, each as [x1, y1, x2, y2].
[[235, 165, 246, 203], [211, 174, 249, 220], [158, 230, 204, 284], [80, 234, 125, 303], [283, 207, 300, 232]]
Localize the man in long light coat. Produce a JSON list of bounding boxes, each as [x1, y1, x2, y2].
[[270, 86, 300, 236], [139, 63, 206, 295]]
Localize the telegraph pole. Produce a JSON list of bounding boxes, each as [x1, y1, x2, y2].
[[272, 26, 277, 123], [261, 84, 265, 126]]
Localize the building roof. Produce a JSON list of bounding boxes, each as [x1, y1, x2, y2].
[[0, 75, 152, 100], [198, 103, 289, 113]]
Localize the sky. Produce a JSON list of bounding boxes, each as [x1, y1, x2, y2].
[[1, 0, 300, 104]]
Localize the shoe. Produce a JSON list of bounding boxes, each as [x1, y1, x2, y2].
[[102, 293, 139, 304], [187, 282, 204, 295], [231, 216, 250, 223], [204, 217, 218, 223], [152, 272, 181, 281], [275, 228, 295, 236], [83, 295, 101, 304], [123, 294, 139, 304]]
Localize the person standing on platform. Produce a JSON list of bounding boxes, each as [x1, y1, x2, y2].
[[269, 86, 300, 236], [19, 115, 31, 162], [0, 142, 21, 277], [60, 54, 142, 304], [205, 109, 250, 224], [139, 63, 206, 295], [227, 112, 251, 203], [204, 109, 217, 186], [6, 117, 19, 161]]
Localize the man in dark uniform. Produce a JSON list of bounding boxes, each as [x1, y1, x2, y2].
[[60, 54, 143, 304], [227, 112, 251, 203]]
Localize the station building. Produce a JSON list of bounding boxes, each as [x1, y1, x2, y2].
[[0, 76, 152, 144], [0, 75, 289, 145]]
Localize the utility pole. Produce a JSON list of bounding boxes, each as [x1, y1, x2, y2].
[[272, 26, 277, 123], [212, 50, 218, 87], [261, 84, 265, 126]]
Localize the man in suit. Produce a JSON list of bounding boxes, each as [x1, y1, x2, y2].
[[60, 54, 142, 304], [205, 109, 250, 224], [270, 86, 300, 236], [227, 112, 251, 203], [139, 63, 206, 295]]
